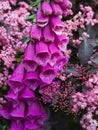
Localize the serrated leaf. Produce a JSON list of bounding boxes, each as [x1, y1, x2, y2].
[[78, 37, 93, 65]]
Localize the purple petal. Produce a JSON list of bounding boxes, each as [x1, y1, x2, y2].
[[5, 89, 18, 102], [30, 24, 42, 41], [10, 120, 24, 130], [25, 118, 40, 130], [7, 62, 24, 92], [51, 1, 63, 16], [39, 83, 48, 94], [54, 56, 68, 71], [10, 102, 25, 118], [56, 35, 69, 51], [37, 8, 49, 27], [23, 70, 39, 90], [50, 17, 64, 35], [1, 101, 13, 119], [27, 100, 46, 117], [43, 24, 54, 42], [40, 64, 56, 84], [41, 1, 52, 15], [20, 87, 35, 99], [23, 43, 38, 72], [35, 41, 50, 66], [48, 43, 61, 66], [65, 9, 72, 16]]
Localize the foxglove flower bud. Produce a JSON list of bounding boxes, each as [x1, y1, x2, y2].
[[48, 43, 61, 66], [50, 16, 64, 35], [30, 24, 42, 41], [40, 64, 56, 84], [35, 41, 50, 66], [51, 1, 63, 16], [37, 8, 49, 27], [41, 1, 52, 15], [24, 69, 39, 90], [23, 43, 38, 72], [43, 24, 54, 42]]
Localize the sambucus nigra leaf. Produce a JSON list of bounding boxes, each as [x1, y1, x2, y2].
[[91, 52, 98, 65], [78, 37, 93, 65]]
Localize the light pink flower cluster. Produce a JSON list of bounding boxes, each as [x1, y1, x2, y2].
[[72, 73, 98, 130], [64, 5, 98, 46], [0, 0, 32, 87]]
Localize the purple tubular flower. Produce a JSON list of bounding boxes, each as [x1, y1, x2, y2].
[[56, 34, 69, 52], [23, 43, 38, 72], [51, 1, 63, 16], [25, 116, 46, 130], [39, 84, 48, 94], [20, 87, 35, 99], [36, 8, 49, 27], [10, 120, 24, 130], [43, 24, 54, 42], [48, 43, 61, 66], [1, 101, 13, 119], [54, 56, 68, 71], [7, 63, 24, 93], [41, 1, 52, 15], [5, 89, 18, 102], [60, 0, 72, 9], [63, 9, 72, 17], [50, 16, 64, 35], [27, 100, 47, 117], [23, 70, 39, 90], [53, 0, 63, 3], [10, 102, 25, 118], [35, 41, 50, 66], [40, 64, 56, 84], [30, 24, 42, 41], [25, 118, 39, 130]]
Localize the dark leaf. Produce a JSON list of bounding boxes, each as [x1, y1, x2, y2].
[[67, 67, 80, 76], [89, 68, 98, 73], [78, 37, 93, 65], [91, 52, 98, 64]]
